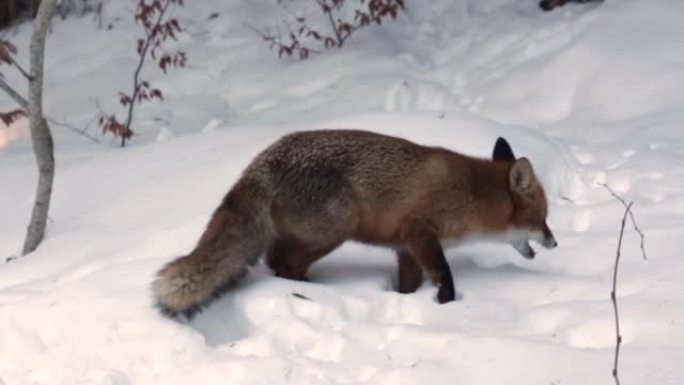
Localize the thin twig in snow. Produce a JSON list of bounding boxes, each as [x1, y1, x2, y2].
[[610, 201, 631, 385], [600, 183, 647, 261], [602, 183, 648, 385]]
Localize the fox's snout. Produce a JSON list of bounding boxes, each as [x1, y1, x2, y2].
[[544, 236, 558, 249], [512, 223, 557, 260], [542, 223, 558, 249]]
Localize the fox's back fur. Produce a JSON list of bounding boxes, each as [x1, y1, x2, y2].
[[153, 130, 557, 318]]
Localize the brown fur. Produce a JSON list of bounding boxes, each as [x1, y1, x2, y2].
[[152, 129, 555, 317]]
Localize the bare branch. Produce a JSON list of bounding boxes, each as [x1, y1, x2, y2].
[[0, 77, 29, 109], [46, 117, 101, 144], [253, 0, 404, 59], [10, 57, 33, 81], [316, 0, 343, 46], [244, 23, 269, 40], [600, 183, 647, 261], [90, 96, 109, 117], [602, 183, 648, 385], [1, 77, 101, 144], [610, 201, 631, 385], [245, 23, 320, 58]]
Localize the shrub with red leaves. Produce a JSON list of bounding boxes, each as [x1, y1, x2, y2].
[[253, 0, 405, 60], [101, 0, 186, 147], [0, 39, 28, 127], [99, 115, 133, 142]]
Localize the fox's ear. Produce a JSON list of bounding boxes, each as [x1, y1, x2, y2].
[[509, 158, 535, 194], [493, 137, 516, 162]]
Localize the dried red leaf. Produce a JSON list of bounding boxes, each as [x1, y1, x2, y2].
[[150, 89, 164, 100], [119, 92, 132, 106], [100, 115, 133, 140], [0, 109, 26, 126], [0, 40, 18, 66]]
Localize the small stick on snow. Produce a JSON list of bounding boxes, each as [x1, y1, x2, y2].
[[291, 292, 313, 301]]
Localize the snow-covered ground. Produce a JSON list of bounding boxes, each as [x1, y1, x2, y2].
[[1, 0, 683, 384]]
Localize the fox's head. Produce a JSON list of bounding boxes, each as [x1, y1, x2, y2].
[[493, 137, 558, 259]]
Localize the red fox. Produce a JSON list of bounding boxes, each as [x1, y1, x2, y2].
[[153, 130, 557, 318]]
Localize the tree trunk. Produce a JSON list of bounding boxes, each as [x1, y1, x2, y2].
[[22, 0, 57, 255], [28, 0, 41, 18]]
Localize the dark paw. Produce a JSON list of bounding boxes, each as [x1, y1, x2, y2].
[[437, 284, 456, 304], [397, 279, 422, 294], [274, 270, 309, 281], [539, 0, 556, 11], [398, 286, 417, 294], [296, 275, 310, 282]]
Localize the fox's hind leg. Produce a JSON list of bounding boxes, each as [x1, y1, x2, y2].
[[266, 237, 306, 280], [267, 238, 341, 281], [396, 250, 423, 294], [267, 173, 359, 281]]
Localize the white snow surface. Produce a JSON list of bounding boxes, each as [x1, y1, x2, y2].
[[1, 0, 683, 384]]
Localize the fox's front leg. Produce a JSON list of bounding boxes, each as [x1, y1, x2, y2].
[[396, 250, 423, 294], [402, 225, 456, 304]]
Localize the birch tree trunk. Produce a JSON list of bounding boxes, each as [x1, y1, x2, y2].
[[28, 0, 40, 18], [22, 0, 58, 255]]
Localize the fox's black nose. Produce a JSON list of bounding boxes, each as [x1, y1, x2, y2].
[[544, 236, 558, 249], [542, 223, 557, 249]]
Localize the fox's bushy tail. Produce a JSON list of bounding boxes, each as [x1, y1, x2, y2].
[[152, 179, 270, 318]]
